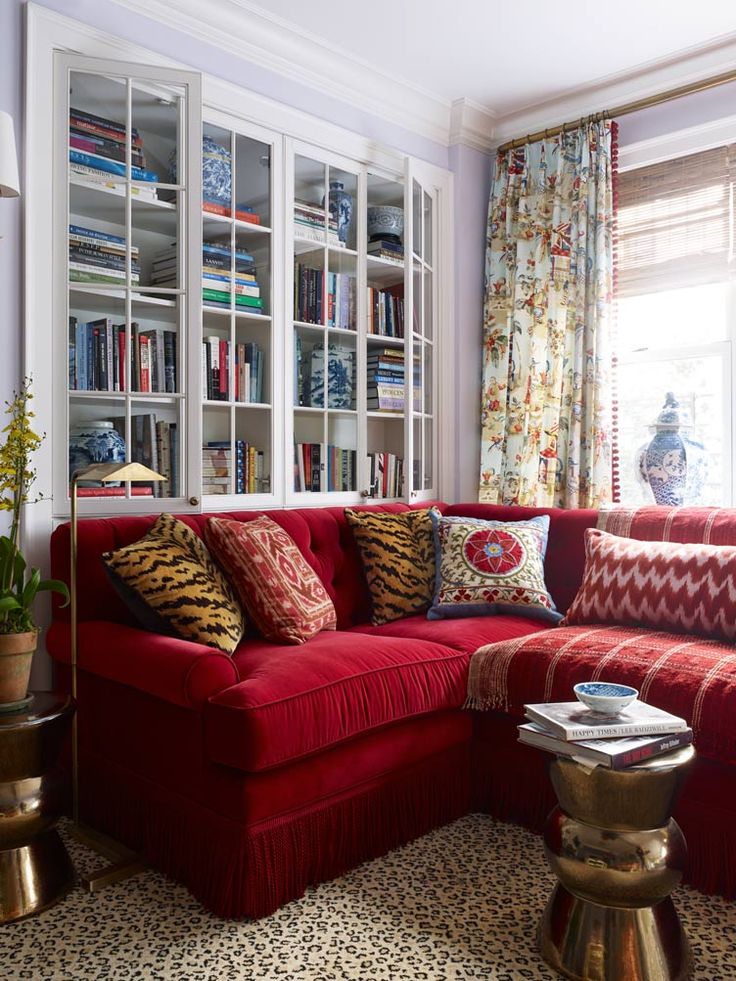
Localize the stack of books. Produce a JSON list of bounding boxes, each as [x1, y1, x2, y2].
[[202, 244, 261, 311], [69, 107, 159, 200], [202, 441, 264, 495], [367, 286, 404, 337], [68, 225, 140, 286], [326, 272, 357, 330], [367, 452, 404, 499], [149, 243, 263, 311], [294, 200, 340, 246], [203, 200, 261, 225], [367, 238, 404, 264], [519, 700, 693, 770], [294, 443, 355, 492], [367, 348, 406, 413], [202, 337, 263, 403]]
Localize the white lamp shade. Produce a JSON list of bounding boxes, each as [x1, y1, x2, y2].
[[0, 110, 20, 198]]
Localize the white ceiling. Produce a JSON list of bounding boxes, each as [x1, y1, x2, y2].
[[235, 0, 736, 116]]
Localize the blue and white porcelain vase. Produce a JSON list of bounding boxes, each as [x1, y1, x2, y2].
[[169, 136, 232, 206], [636, 392, 708, 506], [324, 180, 353, 245], [69, 421, 126, 484]]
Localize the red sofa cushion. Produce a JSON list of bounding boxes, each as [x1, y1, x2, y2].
[[350, 613, 548, 653], [467, 624, 736, 764], [204, 630, 469, 772]]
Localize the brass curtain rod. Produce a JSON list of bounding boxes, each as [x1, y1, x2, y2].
[[496, 66, 736, 153]]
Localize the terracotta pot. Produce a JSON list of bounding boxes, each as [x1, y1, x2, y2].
[[0, 631, 38, 705]]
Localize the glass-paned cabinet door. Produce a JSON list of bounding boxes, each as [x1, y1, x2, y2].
[[406, 169, 438, 499], [289, 143, 360, 500], [200, 115, 278, 504], [364, 169, 406, 500], [55, 54, 201, 512]]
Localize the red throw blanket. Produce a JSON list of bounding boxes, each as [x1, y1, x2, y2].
[[466, 624, 736, 764]]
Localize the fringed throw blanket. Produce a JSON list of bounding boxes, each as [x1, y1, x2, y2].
[[466, 624, 736, 764]]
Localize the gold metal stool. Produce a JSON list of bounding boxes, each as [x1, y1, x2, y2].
[[539, 745, 695, 981], [0, 692, 76, 922]]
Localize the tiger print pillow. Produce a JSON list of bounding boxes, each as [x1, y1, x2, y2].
[[102, 513, 246, 654], [345, 508, 439, 625]]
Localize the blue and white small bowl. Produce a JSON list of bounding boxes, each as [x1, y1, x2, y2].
[[574, 682, 638, 716]]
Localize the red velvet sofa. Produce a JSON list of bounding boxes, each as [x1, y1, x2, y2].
[[47, 502, 736, 918]]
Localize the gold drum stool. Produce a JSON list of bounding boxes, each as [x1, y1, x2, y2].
[[539, 745, 695, 981], [0, 692, 76, 922]]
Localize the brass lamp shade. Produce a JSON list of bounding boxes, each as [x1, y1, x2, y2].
[[73, 461, 167, 484]]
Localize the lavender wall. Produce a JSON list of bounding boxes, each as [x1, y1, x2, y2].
[[449, 143, 492, 502]]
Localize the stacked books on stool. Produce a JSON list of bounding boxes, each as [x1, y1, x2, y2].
[[519, 685, 692, 769]]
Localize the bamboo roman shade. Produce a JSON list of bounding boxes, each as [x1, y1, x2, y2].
[[617, 145, 735, 297]]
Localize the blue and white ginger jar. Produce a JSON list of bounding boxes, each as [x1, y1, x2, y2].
[[323, 181, 353, 245], [636, 392, 708, 506], [169, 135, 231, 206], [69, 421, 126, 484]]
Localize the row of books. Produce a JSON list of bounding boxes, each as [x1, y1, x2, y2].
[[326, 272, 357, 330], [202, 441, 265, 495], [294, 263, 324, 325], [106, 415, 179, 498], [69, 224, 140, 287], [519, 700, 692, 770], [367, 349, 420, 413], [367, 452, 404, 499], [202, 338, 264, 403], [368, 238, 404, 264], [69, 317, 177, 393], [295, 339, 355, 410], [367, 286, 404, 338], [294, 200, 340, 246], [294, 443, 356, 493], [69, 106, 159, 201]]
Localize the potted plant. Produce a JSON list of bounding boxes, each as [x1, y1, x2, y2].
[[0, 382, 68, 707]]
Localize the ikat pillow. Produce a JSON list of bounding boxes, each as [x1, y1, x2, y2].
[[101, 513, 246, 654], [428, 513, 561, 623], [562, 527, 736, 641], [205, 515, 337, 644]]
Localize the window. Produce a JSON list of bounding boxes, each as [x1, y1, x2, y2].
[[616, 146, 735, 506]]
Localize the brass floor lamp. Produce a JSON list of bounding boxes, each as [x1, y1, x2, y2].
[[69, 461, 165, 891]]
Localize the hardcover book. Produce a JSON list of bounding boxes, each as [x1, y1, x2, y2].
[[518, 722, 693, 769], [524, 701, 688, 741]]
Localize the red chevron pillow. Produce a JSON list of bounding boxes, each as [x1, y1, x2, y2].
[[562, 528, 736, 641]]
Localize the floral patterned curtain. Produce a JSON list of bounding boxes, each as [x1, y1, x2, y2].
[[479, 119, 618, 508]]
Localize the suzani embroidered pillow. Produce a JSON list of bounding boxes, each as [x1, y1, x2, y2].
[[428, 513, 561, 623], [102, 513, 246, 654], [345, 508, 438, 624], [205, 515, 337, 644], [562, 527, 736, 641]]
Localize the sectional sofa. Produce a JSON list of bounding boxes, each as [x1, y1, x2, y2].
[[47, 502, 736, 918]]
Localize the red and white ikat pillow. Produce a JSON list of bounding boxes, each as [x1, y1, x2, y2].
[[562, 527, 736, 641], [205, 515, 337, 645]]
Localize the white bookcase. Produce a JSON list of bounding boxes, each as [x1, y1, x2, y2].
[[45, 47, 449, 519]]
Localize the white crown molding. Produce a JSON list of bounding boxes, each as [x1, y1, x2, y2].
[[491, 31, 736, 147], [110, 0, 452, 147], [619, 112, 736, 171], [449, 99, 496, 153]]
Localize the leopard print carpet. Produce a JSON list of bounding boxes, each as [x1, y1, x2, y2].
[[5, 815, 736, 980]]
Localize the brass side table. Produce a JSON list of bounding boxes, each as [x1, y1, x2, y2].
[[539, 745, 695, 981], [0, 691, 76, 922]]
